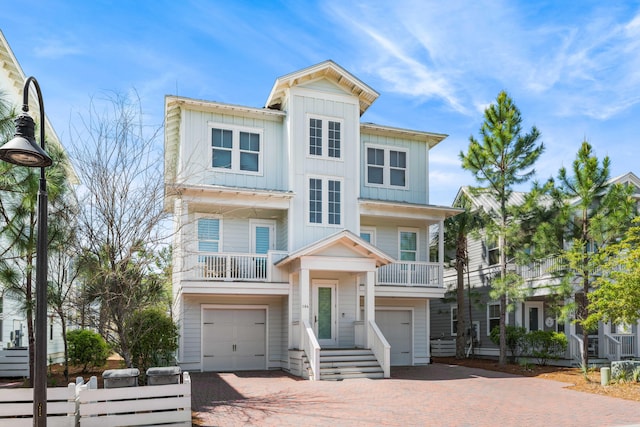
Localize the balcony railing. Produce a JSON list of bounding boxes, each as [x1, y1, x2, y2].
[[515, 256, 564, 280], [193, 251, 288, 282], [377, 262, 441, 287]]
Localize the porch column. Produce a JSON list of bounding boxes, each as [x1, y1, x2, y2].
[[299, 268, 310, 347], [438, 220, 444, 285], [363, 270, 375, 347], [514, 302, 522, 327]]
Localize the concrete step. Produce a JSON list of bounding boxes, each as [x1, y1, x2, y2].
[[320, 360, 381, 368], [320, 371, 385, 381]]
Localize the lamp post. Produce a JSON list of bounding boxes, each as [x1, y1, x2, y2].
[[0, 76, 52, 426]]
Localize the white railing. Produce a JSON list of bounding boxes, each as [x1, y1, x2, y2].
[[516, 255, 564, 280], [611, 334, 637, 358], [302, 320, 320, 381], [377, 262, 441, 287], [368, 320, 390, 378], [570, 333, 584, 366], [604, 333, 622, 361], [0, 383, 76, 426], [193, 251, 288, 282]]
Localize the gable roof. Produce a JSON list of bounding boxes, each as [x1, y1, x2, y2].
[[265, 60, 379, 116], [275, 229, 395, 268]]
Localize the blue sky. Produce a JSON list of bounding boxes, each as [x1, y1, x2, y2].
[[2, 0, 640, 206]]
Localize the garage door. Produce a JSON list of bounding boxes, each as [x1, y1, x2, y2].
[[202, 308, 266, 371], [376, 310, 412, 366]]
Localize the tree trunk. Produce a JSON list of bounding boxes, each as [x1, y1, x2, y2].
[[455, 236, 467, 359]]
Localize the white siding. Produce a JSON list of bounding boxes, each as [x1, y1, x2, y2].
[[375, 298, 430, 364]]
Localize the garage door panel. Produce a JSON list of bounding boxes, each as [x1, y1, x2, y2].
[[376, 310, 412, 366], [202, 308, 266, 372]]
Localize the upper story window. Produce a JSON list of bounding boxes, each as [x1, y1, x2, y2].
[[210, 125, 262, 174], [308, 176, 342, 226], [365, 145, 407, 188], [308, 117, 342, 159], [198, 218, 221, 252], [484, 238, 499, 266], [360, 226, 376, 245], [399, 228, 418, 261]]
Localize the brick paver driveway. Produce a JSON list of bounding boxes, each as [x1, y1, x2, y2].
[[191, 363, 640, 426]]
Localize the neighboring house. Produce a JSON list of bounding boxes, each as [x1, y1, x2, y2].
[[430, 174, 640, 364], [164, 60, 461, 380], [0, 30, 74, 363]]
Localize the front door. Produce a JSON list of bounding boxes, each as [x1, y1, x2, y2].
[[524, 301, 544, 332], [312, 281, 337, 347]]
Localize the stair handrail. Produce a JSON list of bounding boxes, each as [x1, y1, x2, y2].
[[368, 320, 390, 378], [302, 319, 320, 381], [603, 332, 621, 361], [570, 333, 584, 366]]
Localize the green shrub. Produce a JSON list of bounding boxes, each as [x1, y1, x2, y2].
[[522, 330, 567, 365], [490, 325, 527, 361], [126, 308, 179, 376], [67, 329, 110, 372]]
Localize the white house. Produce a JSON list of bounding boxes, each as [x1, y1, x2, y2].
[[0, 29, 73, 363], [430, 174, 640, 364], [164, 60, 461, 380]]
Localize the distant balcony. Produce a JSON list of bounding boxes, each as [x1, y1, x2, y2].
[[376, 262, 442, 287], [515, 256, 564, 280]]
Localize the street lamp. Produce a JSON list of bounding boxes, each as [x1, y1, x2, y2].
[[0, 76, 52, 426]]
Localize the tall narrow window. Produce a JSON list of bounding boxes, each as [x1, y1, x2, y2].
[[198, 218, 220, 252], [488, 303, 500, 335], [328, 121, 341, 158], [309, 178, 322, 224], [367, 147, 384, 184], [310, 118, 322, 156], [239, 131, 260, 172], [399, 230, 417, 261], [389, 150, 406, 186], [451, 306, 458, 336], [211, 128, 232, 169], [328, 180, 341, 225]]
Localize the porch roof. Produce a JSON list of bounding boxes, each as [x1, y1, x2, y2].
[[275, 230, 395, 268]]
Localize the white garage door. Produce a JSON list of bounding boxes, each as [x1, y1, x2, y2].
[[376, 310, 412, 366], [202, 308, 266, 371]]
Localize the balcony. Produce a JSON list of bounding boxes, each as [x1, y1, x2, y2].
[[376, 262, 442, 287], [192, 251, 288, 282]]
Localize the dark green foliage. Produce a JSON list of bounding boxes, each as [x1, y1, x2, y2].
[[126, 308, 178, 376], [521, 330, 567, 365], [67, 329, 110, 372], [490, 325, 526, 360]]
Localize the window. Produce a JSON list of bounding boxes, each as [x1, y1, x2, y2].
[[365, 146, 408, 188], [309, 117, 342, 159], [451, 306, 458, 336], [399, 229, 418, 261], [328, 180, 341, 225], [198, 218, 221, 252], [484, 238, 499, 265], [487, 303, 500, 336], [309, 178, 323, 224], [360, 227, 376, 245], [210, 125, 262, 173], [308, 177, 342, 225]]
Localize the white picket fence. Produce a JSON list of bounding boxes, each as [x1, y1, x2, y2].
[[0, 372, 191, 426]]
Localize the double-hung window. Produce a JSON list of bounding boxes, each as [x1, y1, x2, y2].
[[197, 218, 221, 252], [451, 306, 458, 336], [487, 303, 500, 336], [399, 229, 418, 261], [210, 125, 262, 174], [365, 145, 407, 188], [308, 177, 342, 225], [308, 117, 342, 159]]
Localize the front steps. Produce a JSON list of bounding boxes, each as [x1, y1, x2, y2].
[[304, 348, 384, 380]]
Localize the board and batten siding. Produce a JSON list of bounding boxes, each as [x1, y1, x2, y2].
[[360, 132, 429, 205], [179, 295, 286, 372], [287, 85, 361, 251], [374, 298, 430, 364], [177, 108, 286, 191]]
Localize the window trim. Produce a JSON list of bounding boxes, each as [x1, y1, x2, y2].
[[364, 144, 409, 189], [306, 175, 344, 227], [360, 226, 377, 245], [208, 123, 264, 175], [487, 302, 500, 336], [398, 227, 419, 261], [306, 115, 344, 161], [195, 214, 223, 253]]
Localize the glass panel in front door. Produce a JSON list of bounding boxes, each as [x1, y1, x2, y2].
[[529, 307, 539, 331], [317, 287, 332, 340]]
